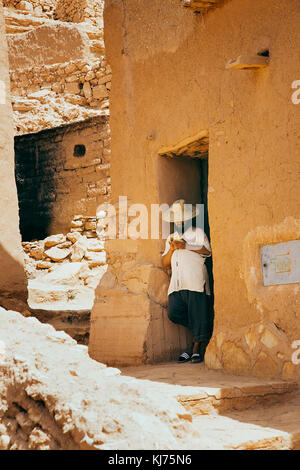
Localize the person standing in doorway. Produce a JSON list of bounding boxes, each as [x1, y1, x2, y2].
[[162, 199, 213, 364]]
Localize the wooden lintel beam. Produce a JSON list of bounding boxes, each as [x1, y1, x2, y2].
[[158, 130, 209, 158], [183, 0, 218, 11]]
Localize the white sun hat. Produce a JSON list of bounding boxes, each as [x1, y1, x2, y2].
[[162, 199, 200, 223]]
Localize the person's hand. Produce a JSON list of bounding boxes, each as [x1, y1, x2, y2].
[[170, 239, 186, 251]]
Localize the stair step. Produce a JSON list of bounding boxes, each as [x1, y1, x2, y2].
[[190, 396, 300, 449], [176, 380, 297, 415], [120, 362, 300, 449], [121, 362, 298, 415]]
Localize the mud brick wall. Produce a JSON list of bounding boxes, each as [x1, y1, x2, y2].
[[14, 116, 111, 241], [10, 58, 111, 106]]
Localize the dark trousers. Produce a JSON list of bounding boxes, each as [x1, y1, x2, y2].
[[167, 290, 213, 343]]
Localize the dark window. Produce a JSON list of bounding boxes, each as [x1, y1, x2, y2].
[[73, 144, 86, 157], [258, 49, 270, 57]]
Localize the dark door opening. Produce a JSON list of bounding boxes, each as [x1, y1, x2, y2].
[[198, 156, 215, 325], [158, 133, 215, 349]]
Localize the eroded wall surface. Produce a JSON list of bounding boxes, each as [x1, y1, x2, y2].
[[0, 1, 27, 304], [90, 0, 300, 379], [15, 116, 110, 238], [0, 307, 197, 450]]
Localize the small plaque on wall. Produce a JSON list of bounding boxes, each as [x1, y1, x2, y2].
[[261, 240, 300, 286]]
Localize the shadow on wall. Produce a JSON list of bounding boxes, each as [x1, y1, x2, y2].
[[14, 136, 57, 242], [0, 242, 29, 315]]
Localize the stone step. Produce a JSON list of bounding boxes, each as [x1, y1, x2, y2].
[[120, 362, 300, 449], [190, 396, 300, 450], [176, 379, 297, 416], [120, 362, 298, 415]]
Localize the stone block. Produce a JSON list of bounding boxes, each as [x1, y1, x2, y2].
[[282, 361, 296, 380], [92, 85, 108, 100], [261, 329, 279, 349], [205, 340, 223, 370], [44, 247, 71, 262], [221, 342, 251, 375], [44, 234, 66, 249], [252, 352, 279, 379], [17, 1, 34, 12], [245, 329, 257, 351], [85, 251, 106, 267], [64, 82, 81, 94]]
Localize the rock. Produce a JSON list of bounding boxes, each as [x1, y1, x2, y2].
[[34, 6, 43, 16], [71, 220, 83, 228], [85, 220, 97, 231], [83, 82, 92, 100], [282, 361, 296, 380], [64, 82, 81, 94], [66, 232, 83, 244], [44, 247, 71, 262], [84, 266, 107, 288], [205, 340, 223, 370], [85, 71, 96, 81], [93, 85, 109, 100], [252, 352, 278, 379], [17, 1, 34, 12], [244, 329, 257, 351], [29, 246, 44, 260], [0, 434, 10, 450], [221, 342, 251, 375], [41, 262, 89, 286], [44, 234, 66, 249], [83, 230, 97, 238], [29, 428, 58, 450], [27, 89, 50, 103], [16, 412, 35, 434], [12, 99, 37, 112], [260, 329, 279, 349], [70, 239, 88, 262], [86, 239, 105, 252], [36, 261, 53, 270], [84, 251, 106, 267], [51, 83, 63, 94], [56, 241, 73, 249]]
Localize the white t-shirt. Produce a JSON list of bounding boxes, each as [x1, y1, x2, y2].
[[162, 226, 211, 296]]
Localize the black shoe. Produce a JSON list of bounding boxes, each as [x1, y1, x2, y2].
[[177, 352, 191, 363]]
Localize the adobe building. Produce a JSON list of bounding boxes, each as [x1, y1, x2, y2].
[[89, 0, 300, 381], [0, 0, 112, 325]]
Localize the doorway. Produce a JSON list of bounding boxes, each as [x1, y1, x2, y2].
[[157, 131, 215, 355]]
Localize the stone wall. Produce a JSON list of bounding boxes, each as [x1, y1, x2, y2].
[[15, 116, 111, 240], [11, 57, 111, 134], [0, 2, 27, 304], [11, 57, 111, 104], [3, 0, 57, 17], [7, 23, 91, 70], [54, 0, 104, 27]]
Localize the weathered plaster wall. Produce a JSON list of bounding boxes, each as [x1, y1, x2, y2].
[[90, 0, 300, 379], [0, 1, 27, 303], [15, 116, 111, 239], [7, 23, 90, 69]]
